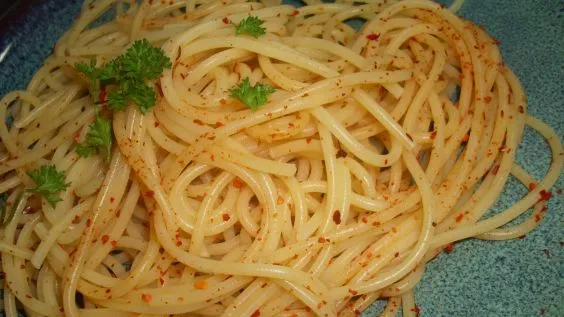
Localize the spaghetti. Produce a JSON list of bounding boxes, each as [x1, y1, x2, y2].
[[0, 0, 561, 316]]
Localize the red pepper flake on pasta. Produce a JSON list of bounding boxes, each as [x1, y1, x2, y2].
[[366, 33, 380, 41], [411, 305, 421, 317], [491, 165, 500, 176], [141, 293, 152, 303], [529, 183, 537, 191], [348, 289, 358, 295], [101, 235, 109, 244], [333, 210, 342, 224], [518, 105, 524, 113], [222, 214, 230, 221], [194, 279, 209, 289], [145, 191, 155, 197], [222, 17, 230, 24], [232, 178, 244, 189], [288, 9, 299, 17], [455, 213, 464, 223], [193, 119, 204, 126], [445, 243, 455, 253], [538, 190, 552, 202], [251, 310, 261, 317]]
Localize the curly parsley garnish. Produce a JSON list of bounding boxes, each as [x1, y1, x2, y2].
[[74, 39, 172, 114], [26, 165, 71, 207], [229, 78, 275, 110], [235, 16, 266, 38], [76, 115, 113, 162]]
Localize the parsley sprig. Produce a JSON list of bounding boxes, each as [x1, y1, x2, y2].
[[26, 165, 71, 207], [76, 116, 113, 162], [229, 78, 275, 110], [75, 39, 172, 114], [235, 16, 266, 38]]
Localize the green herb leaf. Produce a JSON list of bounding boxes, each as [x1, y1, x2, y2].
[[235, 16, 266, 38], [98, 58, 122, 82], [229, 78, 275, 110], [75, 59, 98, 80], [74, 39, 171, 114], [107, 89, 129, 111], [76, 116, 113, 162], [124, 80, 157, 114], [121, 39, 172, 81], [26, 165, 71, 207], [75, 59, 101, 103]]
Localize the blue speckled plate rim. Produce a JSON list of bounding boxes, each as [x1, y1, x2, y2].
[[0, 1, 562, 316]]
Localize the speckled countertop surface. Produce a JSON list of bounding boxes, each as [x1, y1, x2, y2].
[[0, 0, 562, 316]]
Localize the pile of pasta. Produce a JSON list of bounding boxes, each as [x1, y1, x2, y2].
[[0, 0, 561, 316]]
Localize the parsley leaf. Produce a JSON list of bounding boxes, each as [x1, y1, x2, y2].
[[229, 78, 275, 110], [74, 39, 171, 114], [76, 116, 113, 162], [26, 165, 71, 207], [235, 16, 266, 38], [121, 39, 172, 80], [125, 80, 157, 114], [75, 59, 101, 102]]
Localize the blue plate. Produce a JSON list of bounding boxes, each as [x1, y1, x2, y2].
[[0, 1, 562, 316]]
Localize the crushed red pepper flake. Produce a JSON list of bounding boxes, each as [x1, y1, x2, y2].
[[538, 190, 552, 202], [194, 279, 209, 289], [455, 214, 464, 223], [232, 178, 244, 189], [141, 293, 152, 303], [430, 130, 437, 139], [193, 119, 204, 126], [101, 235, 110, 244], [366, 33, 380, 41], [111, 240, 117, 247], [145, 191, 155, 197], [518, 105, 524, 113], [251, 309, 261, 317], [318, 237, 326, 243], [222, 17, 230, 24], [336, 149, 348, 158], [348, 289, 358, 295], [215, 121, 224, 128], [529, 183, 537, 191], [222, 214, 230, 221], [484, 96, 492, 104], [492, 165, 500, 176], [411, 305, 421, 317], [445, 243, 455, 253], [333, 210, 342, 225]]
